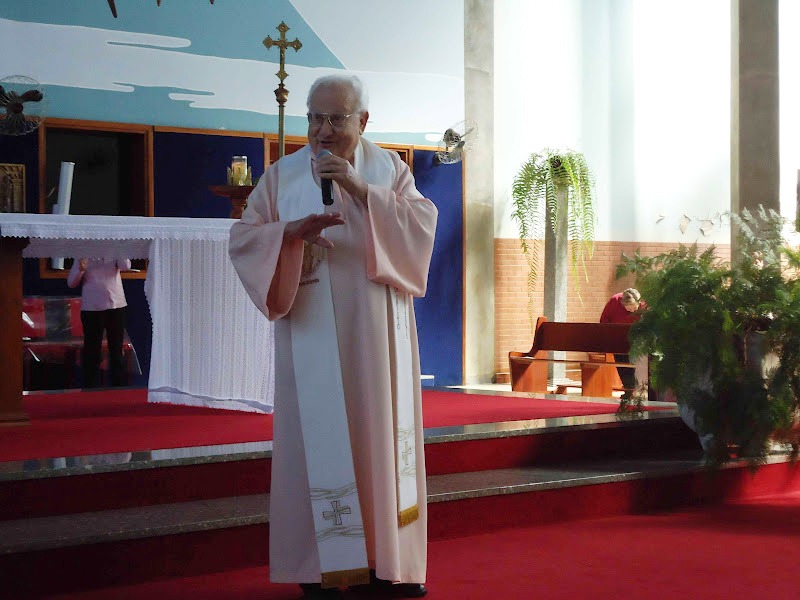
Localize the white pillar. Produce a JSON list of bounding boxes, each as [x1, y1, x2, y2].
[[731, 0, 780, 225], [463, 0, 495, 384]]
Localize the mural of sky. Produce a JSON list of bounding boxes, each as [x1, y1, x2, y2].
[[0, 0, 464, 144]]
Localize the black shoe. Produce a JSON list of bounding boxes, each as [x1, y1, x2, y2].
[[397, 583, 427, 597], [299, 583, 342, 599], [350, 574, 427, 598]]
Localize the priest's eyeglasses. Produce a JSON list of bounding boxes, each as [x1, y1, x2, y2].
[[307, 112, 353, 130]]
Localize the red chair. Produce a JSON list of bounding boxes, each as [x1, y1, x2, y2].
[[22, 297, 46, 339], [22, 296, 140, 390]]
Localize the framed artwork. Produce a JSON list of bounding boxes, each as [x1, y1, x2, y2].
[[0, 163, 25, 213]]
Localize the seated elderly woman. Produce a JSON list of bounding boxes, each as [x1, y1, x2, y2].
[[600, 288, 645, 399]]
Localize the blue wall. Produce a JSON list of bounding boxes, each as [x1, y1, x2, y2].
[[413, 151, 463, 386], [153, 132, 265, 218]]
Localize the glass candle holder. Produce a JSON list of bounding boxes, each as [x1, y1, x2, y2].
[[231, 156, 248, 186]]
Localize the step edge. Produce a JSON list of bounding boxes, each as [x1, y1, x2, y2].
[[423, 411, 680, 444], [427, 450, 795, 502], [0, 494, 270, 555], [427, 464, 697, 503], [0, 447, 272, 482], [1, 413, 681, 482], [1, 513, 269, 555], [2, 453, 791, 555]]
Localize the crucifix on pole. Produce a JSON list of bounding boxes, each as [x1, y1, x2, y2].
[[263, 21, 302, 159]]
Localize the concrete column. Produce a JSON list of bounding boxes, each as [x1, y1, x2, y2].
[[731, 0, 779, 225], [543, 187, 568, 382], [463, 0, 495, 384]]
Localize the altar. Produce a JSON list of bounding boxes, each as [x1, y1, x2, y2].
[[0, 213, 275, 424]]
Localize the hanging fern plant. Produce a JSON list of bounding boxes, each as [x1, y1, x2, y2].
[[510, 148, 597, 314]]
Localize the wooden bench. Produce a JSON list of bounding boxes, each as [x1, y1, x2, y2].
[[508, 316, 642, 398]]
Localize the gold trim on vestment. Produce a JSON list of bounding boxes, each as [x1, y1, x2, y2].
[[398, 504, 419, 528], [321, 567, 371, 588], [301, 241, 324, 282]]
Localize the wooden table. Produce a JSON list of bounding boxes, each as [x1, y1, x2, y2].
[[208, 185, 255, 219]]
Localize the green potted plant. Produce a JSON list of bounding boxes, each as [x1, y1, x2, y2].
[[616, 207, 800, 465], [511, 149, 597, 320]]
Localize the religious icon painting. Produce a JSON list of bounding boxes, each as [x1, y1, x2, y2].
[[0, 163, 25, 213]]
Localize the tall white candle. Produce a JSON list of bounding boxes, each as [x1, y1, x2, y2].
[[51, 161, 75, 269], [54, 161, 74, 215]]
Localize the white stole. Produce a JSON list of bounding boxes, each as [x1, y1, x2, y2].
[[278, 146, 368, 588], [277, 142, 418, 587], [348, 140, 419, 527], [388, 286, 419, 526]]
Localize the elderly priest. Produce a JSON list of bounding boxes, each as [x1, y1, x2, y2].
[[229, 74, 437, 599]]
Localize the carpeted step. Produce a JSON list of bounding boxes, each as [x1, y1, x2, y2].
[[0, 443, 272, 521], [424, 412, 698, 475], [45, 491, 800, 600], [2, 450, 798, 598], [0, 413, 697, 521]]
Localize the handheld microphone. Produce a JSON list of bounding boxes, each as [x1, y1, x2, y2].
[[316, 149, 335, 206]]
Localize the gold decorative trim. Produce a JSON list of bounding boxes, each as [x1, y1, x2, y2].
[[301, 241, 323, 283], [398, 504, 419, 528], [321, 567, 371, 588]]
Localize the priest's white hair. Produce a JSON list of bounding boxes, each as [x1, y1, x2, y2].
[[307, 73, 369, 113]]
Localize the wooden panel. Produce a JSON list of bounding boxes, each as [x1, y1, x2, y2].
[[0, 237, 30, 425], [265, 134, 308, 166], [376, 143, 414, 170], [37, 118, 154, 280], [265, 134, 414, 170]]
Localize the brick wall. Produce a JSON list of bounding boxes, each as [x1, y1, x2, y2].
[[493, 238, 730, 381]]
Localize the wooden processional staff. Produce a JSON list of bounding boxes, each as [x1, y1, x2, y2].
[[263, 21, 302, 159]]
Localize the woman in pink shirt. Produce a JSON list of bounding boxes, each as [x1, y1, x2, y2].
[[67, 257, 131, 387]]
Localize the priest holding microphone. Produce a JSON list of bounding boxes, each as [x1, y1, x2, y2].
[[229, 74, 437, 599]]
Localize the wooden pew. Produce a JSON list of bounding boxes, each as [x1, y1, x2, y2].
[[509, 316, 640, 397]]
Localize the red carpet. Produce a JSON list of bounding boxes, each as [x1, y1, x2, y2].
[[42, 491, 800, 600], [420, 390, 654, 425], [0, 389, 662, 462]]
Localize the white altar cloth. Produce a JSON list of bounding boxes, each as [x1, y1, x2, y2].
[[0, 213, 232, 258], [0, 213, 275, 413]]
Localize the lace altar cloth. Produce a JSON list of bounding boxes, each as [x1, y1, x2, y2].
[[0, 213, 233, 258], [146, 237, 274, 413], [0, 213, 275, 413]]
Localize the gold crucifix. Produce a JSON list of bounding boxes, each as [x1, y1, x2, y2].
[[263, 22, 302, 159]]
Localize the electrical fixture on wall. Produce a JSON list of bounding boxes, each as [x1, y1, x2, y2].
[[0, 75, 46, 136], [106, 0, 215, 18], [433, 120, 478, 166]]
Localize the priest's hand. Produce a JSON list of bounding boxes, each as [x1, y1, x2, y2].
[[283, 212, 345, 249], [316, 153, 369, 206]]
